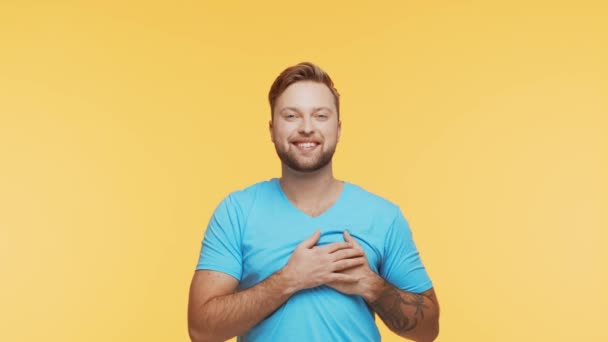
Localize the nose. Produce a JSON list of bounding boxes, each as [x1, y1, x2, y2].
[[298, 116, 314, 135]]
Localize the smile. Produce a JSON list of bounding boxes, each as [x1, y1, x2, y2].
[[292, 142, 320, 151]]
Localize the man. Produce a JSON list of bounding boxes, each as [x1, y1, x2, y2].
[[188, 62, 440, 341]]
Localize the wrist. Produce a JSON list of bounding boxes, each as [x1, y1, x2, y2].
[[362, 272, 386, 304], [274, 267, 300, 297]]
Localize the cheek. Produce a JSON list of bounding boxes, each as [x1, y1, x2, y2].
[[274, 124, 297, 139], [321, 127, 339, 142], [271, 129, 290, 147]]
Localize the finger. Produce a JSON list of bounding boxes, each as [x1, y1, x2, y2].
[[317, 241, 352, 254], [299, 230, 321, 249], [343, 230, 361, 248], [332, 257, 365, 272], [327, 272, 359, 283], [331, 248, 364, 261]]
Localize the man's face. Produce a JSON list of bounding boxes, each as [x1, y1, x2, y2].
[[270, 81, 341, 173]]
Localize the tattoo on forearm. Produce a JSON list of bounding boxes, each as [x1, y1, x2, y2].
[[371, 286, 429, 333]]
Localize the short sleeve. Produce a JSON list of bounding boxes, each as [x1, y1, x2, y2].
[[379, 208, 433, 293], [195, 194, 244, 281]]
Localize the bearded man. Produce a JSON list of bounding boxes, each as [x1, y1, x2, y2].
[[188, 62, 440, 342]]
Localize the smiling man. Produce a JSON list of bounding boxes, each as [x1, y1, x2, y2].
[[188, 62, 440, 342]]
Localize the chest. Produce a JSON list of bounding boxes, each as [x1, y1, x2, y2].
[[238, 213, 384, 289]]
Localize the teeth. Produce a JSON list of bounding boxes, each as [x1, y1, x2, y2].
[[297, 142, 316, 148]]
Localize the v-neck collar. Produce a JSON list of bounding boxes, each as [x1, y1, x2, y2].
[[273, 177, 349, 220]]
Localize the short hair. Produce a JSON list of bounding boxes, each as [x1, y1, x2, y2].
[[268, 62, 340, 119]]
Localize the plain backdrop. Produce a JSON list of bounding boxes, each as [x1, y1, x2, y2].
[[1, 1, 607, 341]]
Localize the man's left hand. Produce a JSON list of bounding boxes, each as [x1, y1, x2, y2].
[[325, 230, 384, 302]]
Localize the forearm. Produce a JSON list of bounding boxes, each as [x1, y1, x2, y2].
[[189, 269, 297, 342], [365, 277, 439, 342]]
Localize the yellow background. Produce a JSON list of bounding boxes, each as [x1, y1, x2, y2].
[[1, 1, 606, 341]]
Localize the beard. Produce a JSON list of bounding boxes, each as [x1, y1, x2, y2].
[[274, 142, 337, 172]]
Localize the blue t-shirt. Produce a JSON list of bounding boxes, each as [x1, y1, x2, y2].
[[196, 178, 433, 341]]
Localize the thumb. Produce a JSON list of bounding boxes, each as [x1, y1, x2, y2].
[[300, 230, 321, 249]]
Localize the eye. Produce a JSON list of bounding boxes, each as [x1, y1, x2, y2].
[[316, 113, 329, 119], [285, 113, 296, 119]]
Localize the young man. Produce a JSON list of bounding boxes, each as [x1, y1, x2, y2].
[[188, 62, 440, 342]]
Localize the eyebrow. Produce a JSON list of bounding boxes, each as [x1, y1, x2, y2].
[[279, 106, 334, 114]]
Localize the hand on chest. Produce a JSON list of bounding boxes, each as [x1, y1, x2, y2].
[[239, 218, 383, 288]]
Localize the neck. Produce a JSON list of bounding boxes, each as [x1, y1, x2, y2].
[[279, 162, 340, 204]]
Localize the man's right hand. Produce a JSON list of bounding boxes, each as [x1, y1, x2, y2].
[[280, 230, 366, 292], [189, 230, 367, 342]]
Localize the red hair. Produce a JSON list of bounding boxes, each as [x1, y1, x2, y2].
[[268, 62, 340, 119]]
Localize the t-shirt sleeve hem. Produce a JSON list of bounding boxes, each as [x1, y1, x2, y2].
[[398, 280, 434, 294], [195, 264, 241, 282]]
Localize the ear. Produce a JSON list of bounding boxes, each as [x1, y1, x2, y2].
[[269, 119, 274, 142], [337, 119, 342, 142]]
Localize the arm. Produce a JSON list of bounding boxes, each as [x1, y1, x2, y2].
[[187, 269, 296, 342], [365, 277, 440, 342], [327, 231, 440, 342], [188, 230, 365, 342]]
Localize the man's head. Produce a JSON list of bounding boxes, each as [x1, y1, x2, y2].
[[268, 62, 341, 173]]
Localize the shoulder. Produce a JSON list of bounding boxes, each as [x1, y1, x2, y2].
[[208, 179, 274, 234], [219, 178, 274, 214], [345, 181, 401, 218]]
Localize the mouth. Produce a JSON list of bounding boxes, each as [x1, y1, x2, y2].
[[291, 141, 320, 152]]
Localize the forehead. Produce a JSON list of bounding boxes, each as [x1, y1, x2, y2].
[[274, 81, 336, 112]]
